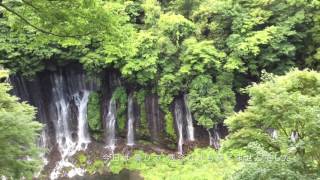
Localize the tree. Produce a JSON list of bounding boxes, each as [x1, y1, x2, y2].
[[0, 0, 115, 37], [0, 1, 136, 76], [230, 142, 312, 180], [188, 73, 234, 143], [225, 69, 320, 171], [0, 70, 42, 179], [193, 0, 320, 78]]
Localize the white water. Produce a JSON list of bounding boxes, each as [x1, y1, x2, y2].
[[51, 74, 76, 159], [208, 127, 220, 149], [271, 129, 278, 139], [34, 130, 49, 178], [291, 131, 298, 142], [127, 95, 135, 146], [105, 98, 117, 151], [212, 129, 221, 149], [74, 91, 91, 150], [174, 101, 184, 154], [39, 129, 48, 164], [183, 95, 195, 141], [50, 160, 85, 180], [208, 130, 213, 146], [50, 74, 92, 179]]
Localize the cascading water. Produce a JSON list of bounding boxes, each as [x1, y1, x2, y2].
[[183, 95, 195, 142], [35, 129, 49, 178], [208, 130, 213, 145], [212, 129, 221, 149], [174, 101, 184, 154], [208, 126, 221, 149], [105, 98, 117, 151], [38, 129, 48, 161], [267, 128, 278, 139], [127, 95, 135, 146], [291, 131, 299, 142], [50, 74, 81, 180], [10, 66, 101, 179], [74, 91, 91, 150], [51, 73, 76, 158], [50, 74, 92, 179], [271, 130, 278, 139]]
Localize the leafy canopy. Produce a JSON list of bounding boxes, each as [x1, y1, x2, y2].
[[0, 70, 42, 179], [225, 69, 320, 171]]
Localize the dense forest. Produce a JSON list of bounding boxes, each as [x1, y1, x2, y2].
[[0, 0, 320, 179]]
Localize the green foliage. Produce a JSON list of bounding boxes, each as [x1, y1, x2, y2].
[[75, 153, 106, 175], [0, 70, 42, 179], [179, 37, 225, 75], [158, 74, 183, 109], [109, 148, 240, 180], [0, 0, 118, 37], [230, 142, 315, 180], [158, 13, 195, 45], [188, 73, 235, 129], [87, 160, 105, 175], [0, 1, 136, 75], [168, 0, 200, 18], [112, 87, 128, 133], [225, 69, 320, 171], [193, 0, 320, 75], [142, 0, 161, 26], [80, 2, 137, 72], [1, 1, 320, 178], [87, 92, 102, 132], [134, 90, 149, 137], [121, 31, 159, 85], [76, 153, 88, 167], [164, 111, 176, 140], [1, 0, 319, 82]]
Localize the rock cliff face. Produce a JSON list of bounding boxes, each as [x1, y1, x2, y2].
[[10, 63, 223, 174]]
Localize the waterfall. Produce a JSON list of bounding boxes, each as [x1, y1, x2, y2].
[[267, 128, 278, 139], [50, 74, 84, 179], [105, 98, 117, 150], [50, 74, 92, 179], [51, 74, 76, 158], [212, 129, 221, 149], [174, 101, 184, 154], [291, 131, 299, 142], [38, 130, 48, 164], [208, 126, 220, 149], [183, 95, 195, 142], [73, 91, 91, 150], [271, 130, 278, 139], [127, 95, 135, 146], [9, 65, 101, 179], [208, 130, 213, 146]]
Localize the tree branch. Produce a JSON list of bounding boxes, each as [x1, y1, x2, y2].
[[0, 2, 95, 38]]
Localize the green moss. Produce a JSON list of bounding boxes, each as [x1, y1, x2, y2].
[[134, 89, 146, 105], [112, 87, 128, 133], [164, 111, 176, 140], [87, 92, 102, 131], [134, 90, 149, 137], [87, 160, 105, 175], [75, 153, 106, 175], [76, 153, 87, 168]]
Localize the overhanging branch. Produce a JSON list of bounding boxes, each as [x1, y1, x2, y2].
[[0, 2, 95, 38]]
